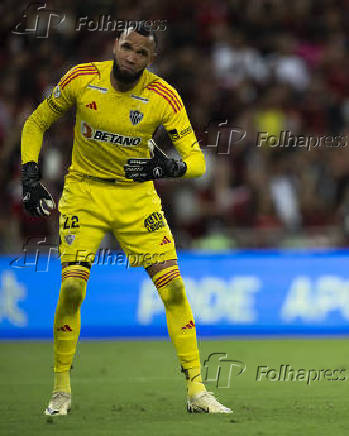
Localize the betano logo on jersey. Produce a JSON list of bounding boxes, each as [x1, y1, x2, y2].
[[81, 121, 141, 146]]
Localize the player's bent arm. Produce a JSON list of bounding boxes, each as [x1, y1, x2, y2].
[[21, 99, 68, 163], [161, 87, 205, 178], [176, 139, 206, 178], [21, 77, 74, 164], [20, 98, 68, 216], [124, 90, 206, 182], [21, 63, 98, 215], [21, 62, 98, 164], [183, 153, 206, 178]]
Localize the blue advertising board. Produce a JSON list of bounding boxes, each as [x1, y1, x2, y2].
[[0, 250, 348, 338]]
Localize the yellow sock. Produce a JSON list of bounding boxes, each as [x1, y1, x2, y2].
[[53, 265, 89, 390], [53, 370, 71, 394], [152, 266, 205, 396], [183, 366, 206, 397]]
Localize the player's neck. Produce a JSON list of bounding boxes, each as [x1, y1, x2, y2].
[[110, 70, 139, 92]]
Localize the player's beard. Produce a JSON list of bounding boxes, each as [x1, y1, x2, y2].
[[112, 56, 144, 84]]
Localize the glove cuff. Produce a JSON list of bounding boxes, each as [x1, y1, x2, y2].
[[22, 162, 40, 187]]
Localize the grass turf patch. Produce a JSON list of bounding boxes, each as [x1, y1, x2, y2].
[[1, 338, 348, 436]]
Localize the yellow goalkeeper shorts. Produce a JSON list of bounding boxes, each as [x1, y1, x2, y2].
[[58, 172, 177, 268]]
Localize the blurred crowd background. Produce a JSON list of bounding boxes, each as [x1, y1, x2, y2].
[[0, 0, 348, 253]]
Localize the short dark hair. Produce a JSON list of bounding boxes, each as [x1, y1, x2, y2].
[[119, 22, 158, 50]]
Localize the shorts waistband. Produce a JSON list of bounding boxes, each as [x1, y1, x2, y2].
[[68, 171, 125, 185], [66, 171, 153, 189]]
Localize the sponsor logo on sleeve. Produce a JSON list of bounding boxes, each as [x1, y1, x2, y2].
[[168, 125, 193, 141]]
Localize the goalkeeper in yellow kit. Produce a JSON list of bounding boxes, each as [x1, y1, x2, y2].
[[21, 25, 231, 415]]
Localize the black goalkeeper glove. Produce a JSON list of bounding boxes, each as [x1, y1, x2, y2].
[[21, 162, 55, 217], [124, 139, 187, 182]]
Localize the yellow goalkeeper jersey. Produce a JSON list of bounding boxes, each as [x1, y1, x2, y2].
[[21, 61, 205, 182]]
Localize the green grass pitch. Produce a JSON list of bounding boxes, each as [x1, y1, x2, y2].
[[1, 338, 349, 436]]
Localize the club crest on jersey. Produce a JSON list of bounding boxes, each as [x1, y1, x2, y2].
[[129, 110, 143, 125]]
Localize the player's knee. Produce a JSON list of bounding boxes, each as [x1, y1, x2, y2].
[[159, 276, 186, 307], [60, 277, 86, 308]]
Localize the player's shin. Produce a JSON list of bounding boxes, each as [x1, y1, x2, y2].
[[53, 265, 90, 393], [152, 266, 206, 397]]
